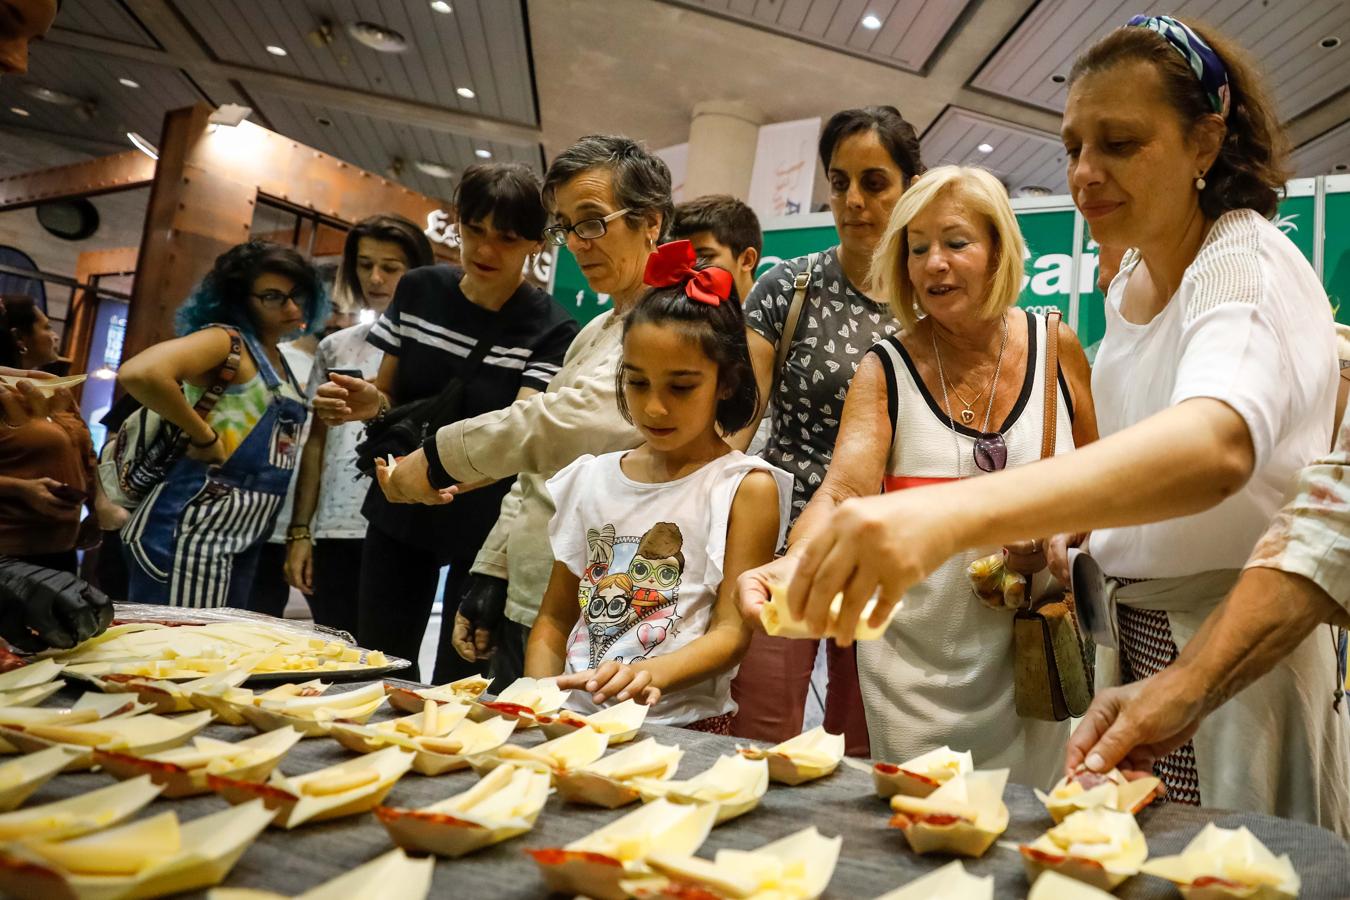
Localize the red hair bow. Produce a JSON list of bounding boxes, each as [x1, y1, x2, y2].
[[643, 240, 733, 306]]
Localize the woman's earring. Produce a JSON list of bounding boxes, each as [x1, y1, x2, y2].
[[1195, 174, 1207, 191]]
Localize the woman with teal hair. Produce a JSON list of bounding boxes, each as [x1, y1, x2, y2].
[[116, 240, 328, 607]]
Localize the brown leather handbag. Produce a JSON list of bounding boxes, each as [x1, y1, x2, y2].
[[1012, 311, 1094, 721]]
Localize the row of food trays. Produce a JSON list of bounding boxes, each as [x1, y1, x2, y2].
[[0, 658, 1302, 900]]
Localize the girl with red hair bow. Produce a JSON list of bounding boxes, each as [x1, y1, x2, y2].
[[523, 241, 793, 732]]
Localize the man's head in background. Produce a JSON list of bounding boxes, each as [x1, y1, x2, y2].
[[670, 195, 762, 304]]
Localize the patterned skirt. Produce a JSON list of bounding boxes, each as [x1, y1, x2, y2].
[[684, 712, 735, 736]]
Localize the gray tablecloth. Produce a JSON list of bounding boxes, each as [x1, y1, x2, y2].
[[22, 681, 1350, 898]]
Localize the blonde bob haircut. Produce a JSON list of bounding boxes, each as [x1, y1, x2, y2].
[[869, 165, 1026, 331]]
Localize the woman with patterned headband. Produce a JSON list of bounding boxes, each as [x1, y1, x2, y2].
[[754, 16, 1349, 832]]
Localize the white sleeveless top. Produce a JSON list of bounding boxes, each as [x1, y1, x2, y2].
[[860, 309, 1073, 789]]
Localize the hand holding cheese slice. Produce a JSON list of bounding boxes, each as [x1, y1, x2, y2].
[[95, 726, 302, 798], [871, 860, 993, 899], [0, 773, 162, 842], [629, 826, 842, 900], [208, 744, 414, 828], [537, 698, 648, 745], [555, 738, 683, 808], [874, 746, 973, 799], [1020, 807, 1148, 892], [1035, 768, 1162, 823], [241, 682, 386, 737], [209, 848, 434, 900], [1140, 823, 1300, 900], [889, 768, 1010, 858], [385, 675, 491, 713], [377, 762, 552, 857], [468, 721, 607, 777], [470, 676, 569, 727], [0, 799, 272, 899], [760, 582, 899, 641], [0, 745, 84, 811], [737, 726, 844, 785], [633, 754, 769, 825], [529, 797, 718, 900]]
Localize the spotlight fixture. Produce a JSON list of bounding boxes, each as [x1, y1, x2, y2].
[[1015, 185, 1052, 198], [1320, 36, 1341, 49], [117, 77, 140, 89], [415, 160, 455, 178], [977, 142, 994, 153], [456, 86, 475, 99], [1334, 163, 1349, 172], [208, 103, 253, 127], [22, 84, 80, 106], [92, 366, 117, 381], [127, 131, 159, 160], [348, 21, 408, 52], [1050, 73, 1066, 84], [430, 1, 453, 12], [9, 107, 29, 117], [860, 14, 882, 30], [474, 148, 492, 159], [266, 44, 288, 57], [315, 115, 333, 127]]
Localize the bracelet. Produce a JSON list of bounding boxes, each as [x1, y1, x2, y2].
[[372, 391, 391, 423], [189, 429, 219, 449], [285, 524, 312, 543]]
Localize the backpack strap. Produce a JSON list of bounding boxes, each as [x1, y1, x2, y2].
[[193, 326, 242, 421], [769, 252, 820, 403], [1041, 310, 1062, 460]]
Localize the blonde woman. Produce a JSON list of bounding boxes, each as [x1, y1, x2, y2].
[[738, 166, 1097, 785]]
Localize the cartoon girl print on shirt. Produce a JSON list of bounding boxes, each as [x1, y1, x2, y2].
[[630, 523, 684, 613], [578, 525, 617, 609], [576, 522, 685, 667]]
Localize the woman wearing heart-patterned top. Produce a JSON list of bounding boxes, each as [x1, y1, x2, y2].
[[730, 107, 922, 754]]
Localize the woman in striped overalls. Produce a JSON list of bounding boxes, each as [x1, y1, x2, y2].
[[118, 241, 327, 608]]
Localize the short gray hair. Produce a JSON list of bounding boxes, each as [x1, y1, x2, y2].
[[542, 135, 674, 240]]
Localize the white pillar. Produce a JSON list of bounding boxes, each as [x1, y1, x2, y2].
[[683, 100, 763, 201]]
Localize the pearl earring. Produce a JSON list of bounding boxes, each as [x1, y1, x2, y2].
[[1195, 175, 1207, 191]]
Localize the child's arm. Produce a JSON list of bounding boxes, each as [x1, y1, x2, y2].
[[524, 561, 583, 679], [568, 470, 782, 706]]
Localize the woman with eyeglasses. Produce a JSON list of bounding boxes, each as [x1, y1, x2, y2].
[[116, 241, 327, 607], [372, 135, 668, 685], [312, 164, 578, 681], [738, 166, 1098, 786]]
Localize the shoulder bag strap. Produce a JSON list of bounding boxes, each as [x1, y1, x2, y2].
[[1041, 310, 1061, 460], [192, 326, 242, 421], [770, 252, 819, 401]]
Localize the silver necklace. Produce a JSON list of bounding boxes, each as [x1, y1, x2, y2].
[[931, 315, 1009, 477]]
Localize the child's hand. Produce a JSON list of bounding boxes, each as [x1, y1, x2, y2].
[[556, 661, 661, 706]]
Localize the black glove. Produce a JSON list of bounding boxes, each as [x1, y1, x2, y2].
[[0, 559, 114, 653], [458, 573, 507, 635]]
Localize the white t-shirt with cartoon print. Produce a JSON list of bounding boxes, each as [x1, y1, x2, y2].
[[546, 450, 792, 726]]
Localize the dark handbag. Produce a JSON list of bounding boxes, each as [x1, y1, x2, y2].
[[1012, 311, 1094, 721], [354, 320, 502, 475]]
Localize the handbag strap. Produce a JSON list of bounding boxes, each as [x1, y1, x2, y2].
[[770, 252, 820, 402], [192, 326, 242, 420], [1040, 310, 1061, 460]]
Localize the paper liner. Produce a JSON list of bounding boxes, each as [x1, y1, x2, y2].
[[889, 769, 1010, 858], [0, 682, 65, 710], [632, 826, 842, 900], [1019, 807, 1148, 892], [329, 703, 470, 755], [1026, 870, 1117, 899], [384, 675, 491, 713], [0, 710, 214, 771], [0, 774, 162, 842], [1035, 768, 1161, 823], [410, 716, 517, 776], [94, 727, 302, 798], [0, 660, 63, 693], [468, 724, 607, 778], [377, 763, 551, 857], [209, 848, 434, 900], [871, 859, 994, 899], [103, 668, 253, 716], [736, 726, 844, 785], [873, 747, 973, 799], [239, 682, 385, 737], [468, 676, 569, 728], [554, 739, 683, 809], [528, 798, 719, 900], [0, 693, 148, 757], [0, 746, 84, 812], [0, 799, 272, 900], [1139, 823, 1299, 900], [760, 583, 899, 641], [536, 699, 648, 745], [192, 680, 329, 727], [207, 744, 414, 828], [633, 755, 769, 825]]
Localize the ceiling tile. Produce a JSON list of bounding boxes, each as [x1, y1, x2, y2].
[[1292, 121, 1350, 178], [922, 106, 1067, 193], [54, 0, 159, 49]]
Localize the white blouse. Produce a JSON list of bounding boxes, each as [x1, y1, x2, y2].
[[1088, 209, 1337, 578]]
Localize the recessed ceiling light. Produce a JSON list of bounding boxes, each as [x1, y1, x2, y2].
[[117, 77, 140, 89], [474, 148, 492, 159], [266, 44, 288, 57], [315, 115, 333, 127], [1050, 73, 1066, 84], [1320, 36, 1341, 49], [1016, 185, 1052, 197], [456, 86, 476, 99], [415, 160, 455, 178], [9, 107, 29, 117], [348, 21, 408, 52], [127, 131, 159, 160], [861, 14, 882, 29], [430, 0, 452, 12], [977, 142, 994, 153], [22, 84, 79, 106], [1335, 163, 1349, 172]]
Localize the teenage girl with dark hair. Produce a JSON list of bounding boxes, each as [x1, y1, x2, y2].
[[524, 241, 790, 731], [283, 214, 433, 635], [117, 240, 328, 607], [313, 164, 578, 680]]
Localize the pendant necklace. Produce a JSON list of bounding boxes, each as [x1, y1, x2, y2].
[[932, 316, 1009, 476]]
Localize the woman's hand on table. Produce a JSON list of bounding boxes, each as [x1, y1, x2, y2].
[[555, 660, 661, 706], [313, 373, 381, 425], [374, 449, 458, 505], [1066, 666, 1207, 780]]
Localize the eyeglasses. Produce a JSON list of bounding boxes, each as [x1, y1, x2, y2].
[[251, 290, 307, 308], [542, 208, 632, 246], [973, 432, 1008, 473]]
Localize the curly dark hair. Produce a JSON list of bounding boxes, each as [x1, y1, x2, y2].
[[616, 268, 759, 435], [1069, 19, 1290, 219], [818, 106, 925, 181], [175, 240, 329, 338]]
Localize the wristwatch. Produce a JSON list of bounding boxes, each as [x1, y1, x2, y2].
[[285, 525, 312, 543]]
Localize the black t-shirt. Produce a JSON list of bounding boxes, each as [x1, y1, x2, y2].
[[363, 265, 579, 558]]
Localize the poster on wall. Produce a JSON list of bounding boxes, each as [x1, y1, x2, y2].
[[747, 117, 820, 221], [655, 143, 689, 204]]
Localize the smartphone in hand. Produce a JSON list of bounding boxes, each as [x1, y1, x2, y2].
[[326, 368, 364, 380], [48, 483, 87, 504]]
